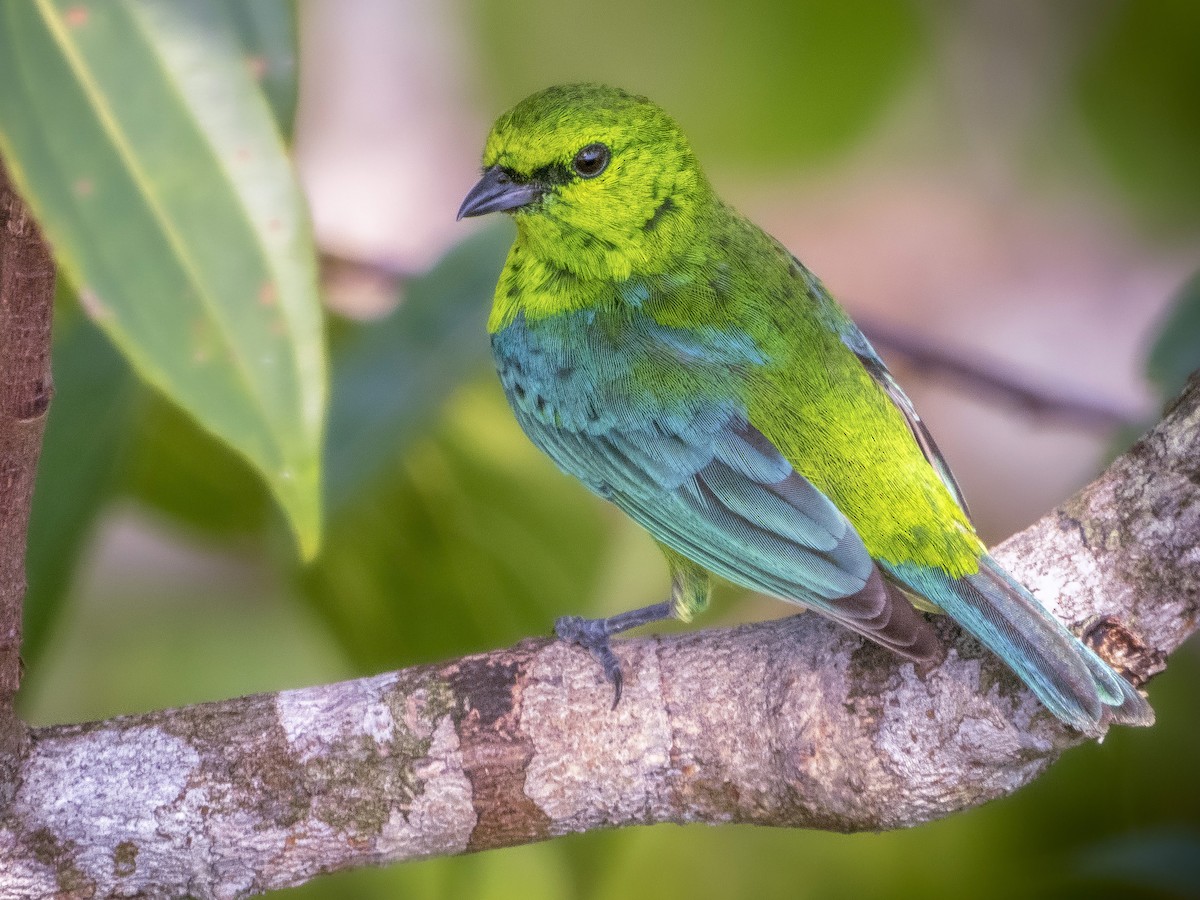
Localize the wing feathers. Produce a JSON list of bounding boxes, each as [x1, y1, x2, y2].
[[516, 399, 941, 662], [833, 569, 942, 662]]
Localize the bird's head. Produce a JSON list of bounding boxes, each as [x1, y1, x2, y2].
[[458, 84, 712, 281]]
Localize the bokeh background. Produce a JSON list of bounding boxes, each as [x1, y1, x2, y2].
[[18, 0, 1200, 897]]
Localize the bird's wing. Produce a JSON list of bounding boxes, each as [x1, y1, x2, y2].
[[514, 402, 940, 662], [794, 256, 973, 521]]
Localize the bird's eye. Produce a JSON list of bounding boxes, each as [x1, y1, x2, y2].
[[572, 143, 610, 178]]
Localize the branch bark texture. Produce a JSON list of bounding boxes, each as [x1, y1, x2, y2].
[[0, 160, 54, 778], [0, 377, 1196, 896]]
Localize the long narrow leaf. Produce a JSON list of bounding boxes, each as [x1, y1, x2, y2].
[[0, 0, 325, 556], [220, 0, 298, 139]]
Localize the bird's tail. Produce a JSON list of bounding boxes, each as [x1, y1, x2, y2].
[[887, 554, 1153, 733]]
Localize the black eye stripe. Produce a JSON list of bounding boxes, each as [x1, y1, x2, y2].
[[503, 143, 612, 188], [524, 162, 573, 186]]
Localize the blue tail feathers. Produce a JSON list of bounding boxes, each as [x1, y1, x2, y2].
[[886, 554, 1153, 733]]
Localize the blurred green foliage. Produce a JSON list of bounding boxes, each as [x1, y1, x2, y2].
[[1072, 827, 1200, 898], [323, 226, 512, 508], [123, 391, 275, 538], [1147, 269, 1200, 404], [470, 0, 925, 168], [1077, 0, 1200, 230], [222, 0, 300, 138], [302, 392, 610, 671], [22, 298, 137, 665], [297, 225, 611, 671], [9, 0, 1200, 898]]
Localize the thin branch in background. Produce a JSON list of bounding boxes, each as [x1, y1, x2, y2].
[[861, 318, 1144, 431], [320, 249, 413, 282], [319, 250, 411, 320], [320, 250, 1145, 431]]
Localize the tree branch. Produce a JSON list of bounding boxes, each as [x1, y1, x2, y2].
[[1, 361, 1196, 896], [0, 160, 55, 780], [861, 318, 1144, 430]]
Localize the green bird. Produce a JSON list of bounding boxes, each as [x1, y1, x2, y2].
[[458, 83, 1152, 733]]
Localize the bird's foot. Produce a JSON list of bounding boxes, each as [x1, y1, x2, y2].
[[553, 601, 674, 709], [554, 615, 625, 708]]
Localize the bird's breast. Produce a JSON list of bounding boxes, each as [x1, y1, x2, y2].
[[491, 311, 618, 434], [490, 308, 763, 437]]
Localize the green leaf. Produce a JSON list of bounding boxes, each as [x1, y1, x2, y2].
[[1147, 269, 1200, 403], [325, 224, 511, 510], [303, 225, 569, 671], [300, 384, 611, 673], [24, 296, 138, 667], [123, 390, 273, 538], [0, 0, 326, 558], [220, 0, 299, 140]]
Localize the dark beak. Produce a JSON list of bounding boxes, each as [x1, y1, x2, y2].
[[457, 165, 543, 220]]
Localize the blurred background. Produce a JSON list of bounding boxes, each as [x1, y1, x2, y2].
[[19, 0, 1200, 897]]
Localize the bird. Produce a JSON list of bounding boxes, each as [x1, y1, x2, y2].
[[457, 83, 1152, 733]]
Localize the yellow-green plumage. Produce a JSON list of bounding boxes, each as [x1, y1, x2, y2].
[[460, 83, 1152, 733]]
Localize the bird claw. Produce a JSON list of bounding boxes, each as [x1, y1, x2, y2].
[[554, 615, 624, 708]]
